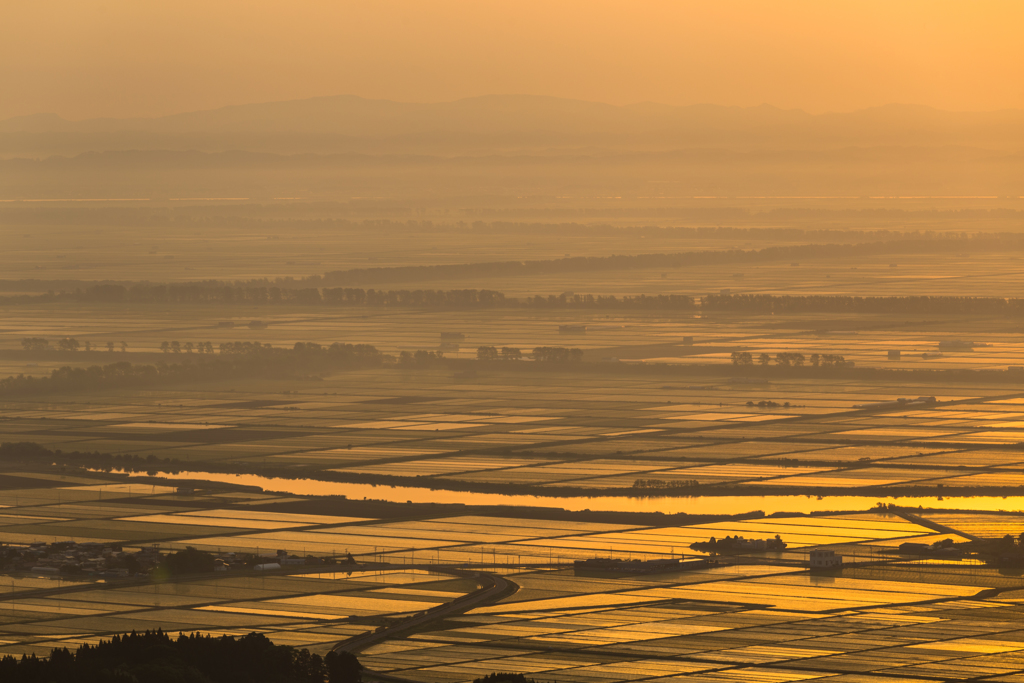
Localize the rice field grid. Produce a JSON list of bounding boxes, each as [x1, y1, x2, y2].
[[9, 299, 1024, 371], [3, 368, 1024, 498], [355, 560, 1024, 683], [3, 458, 1024, 678], [8, 247, 1024, 675]]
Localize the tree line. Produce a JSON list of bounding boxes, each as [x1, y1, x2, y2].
[[22, 338, 128, 353], [19, 286, 1024, 317], [731, 352, 847, 366], [12, 285, 695, 310], [0, 342, 383, 397], [314, 233, 1024, 286], [0, 442, 183, 477], [705, 293, 1024, 315], [0, 629, 361, 683], [8, 205, 1020, 239], [632, 478, 699, 490], [13, 204, 1007, 235], [3, 340, 589, 398], [477, 346, 582, 362]]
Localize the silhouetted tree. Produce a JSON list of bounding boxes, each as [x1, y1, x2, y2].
[[477, 346, 499, 361], [325, 650, 362, 683], [159, 546, 215, 575], [0, 630, 327, 682], [473, 675, 538, 683], [532, 347, 584, 362], [21, 338, 49, 351]]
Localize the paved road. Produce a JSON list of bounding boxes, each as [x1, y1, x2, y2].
[[0, 561, 554, 605], [333, 569, 513, 655]]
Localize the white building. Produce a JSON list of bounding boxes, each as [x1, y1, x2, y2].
[[810, 549, 842, 569]]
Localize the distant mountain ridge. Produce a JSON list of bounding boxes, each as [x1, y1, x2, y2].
[[2, 95, 1023, 157]]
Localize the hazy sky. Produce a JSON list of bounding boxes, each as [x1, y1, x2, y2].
[[3, 0, 1022, 120]]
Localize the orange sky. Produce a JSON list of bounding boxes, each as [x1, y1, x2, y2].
[[2, 0, 1022, 120]]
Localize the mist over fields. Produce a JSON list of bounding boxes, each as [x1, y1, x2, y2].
[[6, 3, 1024, 677], [2, 95, 1022, 201]]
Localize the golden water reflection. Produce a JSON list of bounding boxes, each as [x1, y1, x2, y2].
[[143, 471, 1024, 516]]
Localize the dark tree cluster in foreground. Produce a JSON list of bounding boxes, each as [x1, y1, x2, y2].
[[0, 630, 362, 683], [473, 674, 542, 683]]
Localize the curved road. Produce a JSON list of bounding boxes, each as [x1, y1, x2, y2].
[[333, 569, 513, 655]]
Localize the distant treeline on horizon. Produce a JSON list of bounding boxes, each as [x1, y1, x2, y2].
[[4, 206, 1022, 228], [3, 232, 1024, 296], [5, 284, 1024, 316]]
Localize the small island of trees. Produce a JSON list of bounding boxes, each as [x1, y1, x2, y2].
[[690, 535, 787, 554]]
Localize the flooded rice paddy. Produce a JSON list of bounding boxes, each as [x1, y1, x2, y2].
[[7, 226, 1024, 679]]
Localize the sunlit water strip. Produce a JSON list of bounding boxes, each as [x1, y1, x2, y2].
[[135, 471, 1024, 516]]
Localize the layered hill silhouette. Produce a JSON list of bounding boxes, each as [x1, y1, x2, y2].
[[2, 95, 1021, 200], [3, 94, 1023, 157]]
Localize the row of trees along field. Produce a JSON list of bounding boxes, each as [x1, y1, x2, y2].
[[313, 234, 1024, 286], [15, 284, 1024, 316], [731, 352, 847, 366], [10, 208, 1005, 237], [1, 342, 590, 397], [476, 346, 583, 362], [19, 338, 583, 363], [27, 285, 695, 309], [383, 347, 584, 364], [21, 337, 128, 352], [702, 293, 1024, 315], [0, 342, 384, 397]]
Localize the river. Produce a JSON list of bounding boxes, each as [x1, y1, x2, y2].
[[134, 470, 1024, 516]]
